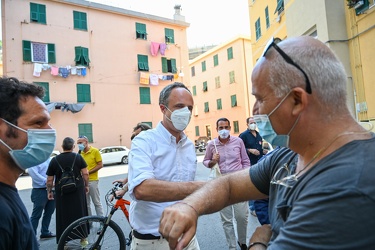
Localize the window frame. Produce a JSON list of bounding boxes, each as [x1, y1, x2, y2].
[[195, 126, 200, 136], [191, 66, 195, 77], [75, 46, 90, 66], [255, 18, 261, 40], [23, 40, 56, 63], [231, 95, 237, 107], [161, 57, 177, 73], [204, 102, 209, 113], [265, 6, 270, 29], [203, 81, 208, 92], [165, 28, 175, 44], [78, 123, 93, 143], [201, 61, 206, 72], [227, 47, 233, 60], [215, 76, 221, 88], [233, 121, 239, 133], [213, 54, 219, 66], [229, 71, 235, 84], [192, 86, 197, 96], [216, 98, 222, 110]]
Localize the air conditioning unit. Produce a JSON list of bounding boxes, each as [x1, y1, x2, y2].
[[275, 15, 281, 23]]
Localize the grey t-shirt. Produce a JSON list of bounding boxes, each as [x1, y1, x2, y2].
[[250, 134, 375, 249]]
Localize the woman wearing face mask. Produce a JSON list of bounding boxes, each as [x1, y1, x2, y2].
[[203, 118, 250, 250]]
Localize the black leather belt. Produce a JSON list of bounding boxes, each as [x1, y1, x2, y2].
[[133, 230, 161, 240]]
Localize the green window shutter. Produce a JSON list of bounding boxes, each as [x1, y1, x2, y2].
[[233, 121, 239, 133], [77, 84, 91, 102], [81, 12, 87, 30], [136, 23, 147, 39], [202, 61, 206, 72], [73, 11, 88, 31], [35, 82, 50, 102], [75, 46, 82, 62], [229, 71, 235, 83], [231, 95, 237, 107], [255, 18, 261, 40], [73, 11, 80, 29], [356, 0, 369, 15], [78, 123, 93, 143], [192, 86, 197, 96], [137, 55, 148, 71], [191, 66, 195, 77], [203, 81, 208, 92], [23, 40, 32, 62], [275, 0, 284, 14], [82, 47, 90, 64], [217, 99, 222, 110], [161, 57, 168, 73], [30, 3, 46, 24], [214, 54, 219, 66], [204, 102, 209, 112], [47, 43, 56, 63], [143, 121, 152, 128], [165, 28, 175, 43], [265, 6, 270, 28], [227, 47, 233, 60], [171, 58, 177, 73], [195, 126, 200, 136], [139, 87, 151, 104]]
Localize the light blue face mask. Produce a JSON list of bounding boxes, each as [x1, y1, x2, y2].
[[0, 119, 56, 170], [253, 91, 299, 148]]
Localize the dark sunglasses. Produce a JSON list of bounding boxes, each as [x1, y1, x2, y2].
[[262, 37, 312, 94]]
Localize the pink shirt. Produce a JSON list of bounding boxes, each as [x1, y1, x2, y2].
[[203, 136, 250, 174]]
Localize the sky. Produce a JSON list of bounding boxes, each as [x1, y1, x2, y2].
[[87, 0, 251, 48]]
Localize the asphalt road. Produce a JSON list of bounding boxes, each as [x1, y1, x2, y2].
[[16, 153, 260, 250]]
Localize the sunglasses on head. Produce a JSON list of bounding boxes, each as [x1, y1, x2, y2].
[[262, 37, 312, 94]]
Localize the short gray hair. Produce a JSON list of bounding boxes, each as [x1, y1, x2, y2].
[[159, 82, 190, 107]]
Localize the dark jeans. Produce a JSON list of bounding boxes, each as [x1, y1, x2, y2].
[[254, 199, 270, 225], [30, 188, 56, 235]]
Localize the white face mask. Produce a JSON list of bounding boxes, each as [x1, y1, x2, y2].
[[248, 123, 257, 130], [218, 129, 230, 139], [165, 106, 191, 131]]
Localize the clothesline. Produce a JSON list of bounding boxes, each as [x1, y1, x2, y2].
[[33, 63, 87, 78]]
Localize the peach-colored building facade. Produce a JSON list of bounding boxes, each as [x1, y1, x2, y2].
[[188, 36, 254, 141], [2, 0, 191, 150]]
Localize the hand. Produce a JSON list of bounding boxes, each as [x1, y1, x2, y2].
[[47, 191, 54, 200], [112, 178, 128, 185], [85, 186, 89, 194], [159, 202, 198, 250], [250, 149, 260, 156], [263, 149, 269, 155], [212, 153, 220, 164], [249, 224, 272, 247]]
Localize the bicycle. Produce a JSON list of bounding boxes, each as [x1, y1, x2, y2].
[[57, 182, 132, 250]]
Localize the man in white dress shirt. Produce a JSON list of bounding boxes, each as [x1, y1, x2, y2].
[[128, 82, 203, 250]]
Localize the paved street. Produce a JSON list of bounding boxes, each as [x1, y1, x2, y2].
[[16, 154, 260, 249]]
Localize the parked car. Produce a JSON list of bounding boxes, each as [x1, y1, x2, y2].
[[99, 146, 130, 165]]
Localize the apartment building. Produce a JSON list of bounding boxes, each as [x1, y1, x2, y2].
[[2, 0, 191, 149], [248, 0, 375, 130], [188, 36, 253, 141]]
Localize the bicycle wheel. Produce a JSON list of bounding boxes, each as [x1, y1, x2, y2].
[[57, 215, 126, 250]]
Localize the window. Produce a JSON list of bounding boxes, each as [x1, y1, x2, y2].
[[215, 76, 221, 88], [195, 126, 200, 136], [192, 86, 197, 96], [165, 28, 175, 44], [139, 87, 151, 104], [78, 123, 93, 142], [201, 61, 206, 72], [204, 102, 209, 113], [229, 71, 235, 84], [227, 47, 233, 60], [233, 121, 239, 133], [213, 54, 219, 66], [191, 66, 195, 77], [231, 95, 237, 107], [203, 81, 208, 92], [73, 11, 87, 31], [75, 46, 90, 66], [265, 7, 270, 28], [137, 54, 149, 71], [161, 57, 177, 73], [275, 0, 284, 15], [143, 121, 152, 128], [77, 84, 91, 102], [30, 3, 46, 24], [356, 0, 370, 15], [34, 82, 49, 102], [217, 99, 222, 110], [255, 18, 261, 40], [136, 22, 147, 40], [23, 41, 56, 63]]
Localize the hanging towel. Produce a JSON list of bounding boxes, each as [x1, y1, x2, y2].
[[149, 74, 159, 86], [71, 67, 77, 75], [50, 66, 59, 76], [60, 68, 70, 78], [159, 43, 167, 55], [33, 63, 43, 77], [150, 42, 160, 56], [139, 72, 150, 85], [81, 68, 87, 76]]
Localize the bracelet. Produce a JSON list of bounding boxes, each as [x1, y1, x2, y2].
[[177, 201, 199, 216], [248, 242, 267, 249]]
